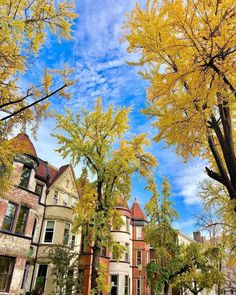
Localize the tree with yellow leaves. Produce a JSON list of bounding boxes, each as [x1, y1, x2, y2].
[[0, 0, 76, 191], [53, 98, 157, 293], [124, 0, 236, 211]]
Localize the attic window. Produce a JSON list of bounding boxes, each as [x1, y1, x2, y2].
[[66, 180, 70, 188]]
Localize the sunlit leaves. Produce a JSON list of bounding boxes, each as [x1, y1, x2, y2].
[[125, 0, 236, 160], [54, 98, 157, 291]]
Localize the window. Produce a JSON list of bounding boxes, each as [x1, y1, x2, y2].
[[137, 278, 141, 295], [101, 246, 106, 256], [111, 275, 118, 295], [126, 216, 129, 232], [125, 243, 129, 261], [0, 256, 15, 292], [19, 166, 31, 188], [63, 194, 68, 206], [43, 221, 55, 243], [37, 264, 48, 291], [2, 202, 17, 231], [71, 235, 76, 250], [125, 275, 129, 295], [136, 226, 142, 240], [35, 183, 43, 197], [21, 263, 29, 289], [63, 223, 70, 245], [53, 190, 59, 205], [137, 250, 142, 265], [15, 206, 29, 235]]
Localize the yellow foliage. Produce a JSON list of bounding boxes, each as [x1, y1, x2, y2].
[[124, 0, 236, 207], [0, 0, 76, 191], [124, 0, 236, 159]]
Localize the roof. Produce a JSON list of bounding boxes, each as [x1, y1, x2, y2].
[[130, 198, 148, 222], [14, 133, 37, 158], [48, 164, 70, 186]]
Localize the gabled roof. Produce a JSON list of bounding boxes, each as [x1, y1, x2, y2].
[[48, 164, 70, 186], [130, 198, 148, 222], [14, 133, 37, 158]]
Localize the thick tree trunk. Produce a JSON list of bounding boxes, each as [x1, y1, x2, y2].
[[206, 104, 236, 211], [91, 242, 100, 293], [90, 180, 103, 293], [164, 283, 169, 295]]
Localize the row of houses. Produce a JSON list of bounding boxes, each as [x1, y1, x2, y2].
[[0, 134, 213, 295]]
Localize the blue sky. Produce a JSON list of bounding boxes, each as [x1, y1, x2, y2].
[[27, 0, 208, 236]]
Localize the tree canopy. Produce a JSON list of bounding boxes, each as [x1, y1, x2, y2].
[[53, 97, 157, 293], [0, 0, 76, 191], [124, 0, 236, 211]]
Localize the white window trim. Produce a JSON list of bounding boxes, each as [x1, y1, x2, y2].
[[136, 226, 142, 240], [136, 250, 142, 266], [42, 220, 56, 244], [35, 263, 48, 292], [63, 222, 71, 245], [137, 277, 142, 295]]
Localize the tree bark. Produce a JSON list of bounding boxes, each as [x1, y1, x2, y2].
[[91, 242, 100, 293], [164, 283, 169, 295], [90, 180, 103, 293]]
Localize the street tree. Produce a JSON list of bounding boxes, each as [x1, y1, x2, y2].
[[48, 244, 79, 295], [197, 180, 236, 293], [145, 177, 181, 294], [124, 0, 236, 211], [53, 98, 157, 293], [0, 0, 76, 191], [173, 243, 224, 295]]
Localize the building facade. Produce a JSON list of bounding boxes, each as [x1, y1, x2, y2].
[[0, 134, 80, 295]]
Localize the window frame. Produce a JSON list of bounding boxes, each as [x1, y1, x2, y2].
[[35, 183, 44, 197], [126, 216, 129, 232], [124, 275, 129, 295], [0, 255, 15, 292], [36, 264, 48, 291], [110, 274, 119, 295], [43, 220, 55, 243], [137, 278, 141, 295], [15, 205, 29, 235], [18, 165, 31, 189], [136, 250, 142, 266], [136, 226, 142, 240], [125, 243, 129, 262], [63, 222, 70, 245], [53, 190, 59, 205], [1, 202, 17, 232]]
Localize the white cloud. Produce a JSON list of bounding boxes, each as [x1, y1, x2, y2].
[[150, 143, 207, 205]]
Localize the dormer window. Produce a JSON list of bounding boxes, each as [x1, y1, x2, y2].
[[19, 166, 31, 189]]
